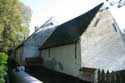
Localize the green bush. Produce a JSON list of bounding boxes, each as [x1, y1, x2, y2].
[[0, 53, 8, 83]]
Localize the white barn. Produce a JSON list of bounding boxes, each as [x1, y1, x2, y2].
[[12, 3, 125, 82], [39, 3, 125, 82]]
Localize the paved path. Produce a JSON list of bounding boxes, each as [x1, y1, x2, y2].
[[27, 66, 91, 83]]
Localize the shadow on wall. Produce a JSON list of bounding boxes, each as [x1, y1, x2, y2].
[[45, 58, 64, 71]]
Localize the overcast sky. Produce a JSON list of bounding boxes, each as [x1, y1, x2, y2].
[[107, 0, 125, 33], [20, 0, 102, 35], [20, 0, 125, 35]]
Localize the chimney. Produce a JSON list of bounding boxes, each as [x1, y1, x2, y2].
[[34, 26, 39, 32]]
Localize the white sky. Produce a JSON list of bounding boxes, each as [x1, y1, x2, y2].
[[20, 0, 125, 35], [108, 3, 125, 33], [20, 0, 102, 35]]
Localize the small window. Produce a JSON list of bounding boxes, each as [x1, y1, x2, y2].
[[75, 43, 77, 59], [112, 23, 117, 32], [94, 18, 100, 27], [48, 48, 50, 57], [124, 29, 125, 32]]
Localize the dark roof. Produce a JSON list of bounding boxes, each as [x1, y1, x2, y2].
[[40, 3, 103, 49], [15, 43, 24, 50]]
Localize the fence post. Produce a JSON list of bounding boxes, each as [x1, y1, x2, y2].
[[94, 69, 98, 83], [120, 70, 125, 83], [116, 72, 122, 83], [111, 71, 116, 83], [97, 69, 101, 83], [106, 70, 110, 83], [102, 69, 105, 83]]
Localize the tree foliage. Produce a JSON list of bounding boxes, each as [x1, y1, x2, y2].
[[18, 2, 31, 39], [0, 0, 32, 52], [107, 0, 125, 8]]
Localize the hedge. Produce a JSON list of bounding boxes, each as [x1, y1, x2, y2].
[[0, 53, 8, 83]]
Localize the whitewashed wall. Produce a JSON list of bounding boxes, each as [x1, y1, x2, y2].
[[21, 46, 40, 64], [81, 9, 125, 71], [40, 41, 81, 77], [20, 26, 57, 64], [15, 47, 23, 65]]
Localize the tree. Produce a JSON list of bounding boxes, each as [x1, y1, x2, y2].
[[107, 0, 125, 8], [0, 0, 32, 52], [19, 2, 32, 39]]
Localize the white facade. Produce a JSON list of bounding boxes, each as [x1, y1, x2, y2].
[[40, 8, 125, 81], [13, 5, 125, 82], [41, 41, 81, 77], [81, 9, 125, 71], [15, 46, 23, 65]]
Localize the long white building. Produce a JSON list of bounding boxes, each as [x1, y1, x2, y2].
[[12, 3, 125, 82]]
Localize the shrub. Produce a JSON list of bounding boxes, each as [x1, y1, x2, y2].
[[0, 53, 8, 83]]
